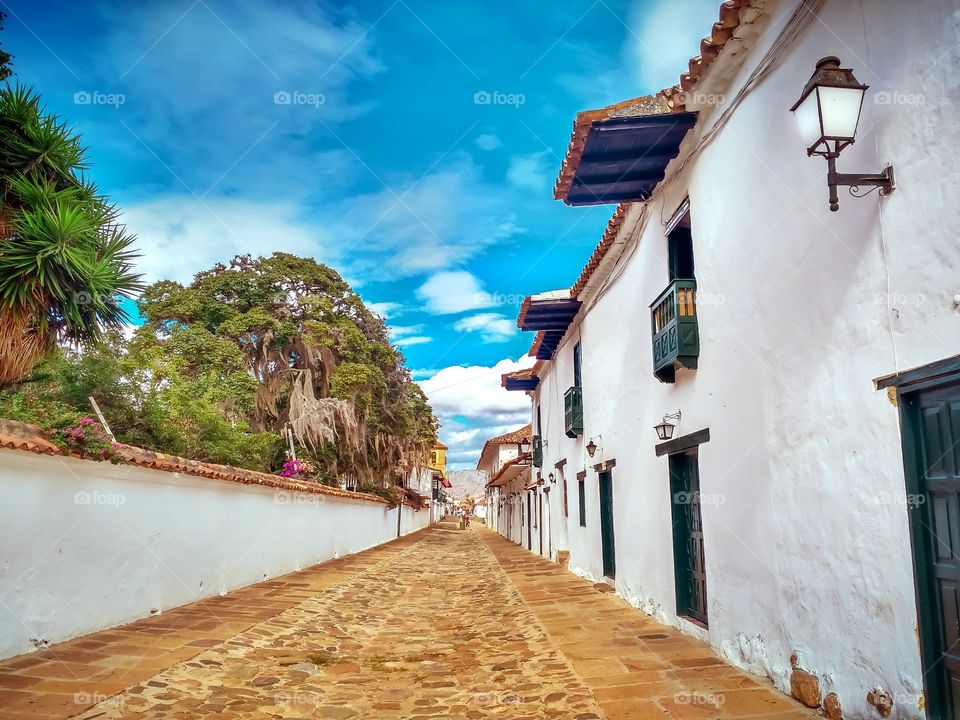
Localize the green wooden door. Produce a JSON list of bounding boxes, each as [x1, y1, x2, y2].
[[903, 380, 960, 719], [599, 471, 616, 579], [669, 451, 708, 625]]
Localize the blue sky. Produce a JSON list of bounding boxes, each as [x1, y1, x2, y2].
[[2, 0, 718, 468]]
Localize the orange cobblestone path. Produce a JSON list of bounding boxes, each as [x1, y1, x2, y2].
[[0, 527, 817, 719]]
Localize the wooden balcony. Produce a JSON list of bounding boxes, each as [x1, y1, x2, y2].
[[564, 386, 583, 438], [650, 278, 699, 383]]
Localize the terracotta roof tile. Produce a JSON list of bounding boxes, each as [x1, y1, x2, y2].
[[553, 95, 675, 202], [500, 367, 535, 388], [484, 424, 532, 446], [662, 0, 745, 104], [554, 1, 747, 203], [0, 420, 60, 455], [0, 420, 389, 505], [477, 424, 532, 471], [528, 332, 545, 358], [570, 203, 629, 299]]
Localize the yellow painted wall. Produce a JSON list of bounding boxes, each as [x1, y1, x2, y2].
[[429, 444, 447, 476]]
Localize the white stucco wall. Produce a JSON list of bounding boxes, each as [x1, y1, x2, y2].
[[407, 465, 433, 495], [498, 1, 958, 717], [0, 449, 430, 661], [496, 444, 520, 474]]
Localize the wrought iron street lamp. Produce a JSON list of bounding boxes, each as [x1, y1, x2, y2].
[[586, 439, 597, 458], [548, 472, 556, 483], [519, 437, 531, 454], [654, 411, 682, 441], [791, 56, 894, 211]]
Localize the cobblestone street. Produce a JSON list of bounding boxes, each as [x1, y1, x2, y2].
[[0, 527, 816, 719]]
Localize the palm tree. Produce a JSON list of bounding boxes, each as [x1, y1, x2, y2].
[[0, 84, 142, 387]]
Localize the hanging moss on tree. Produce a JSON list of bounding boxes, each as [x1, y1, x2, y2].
[[136, 253, 437, 483]]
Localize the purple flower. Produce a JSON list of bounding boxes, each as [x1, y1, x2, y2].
[[279, 459, 305, 478]]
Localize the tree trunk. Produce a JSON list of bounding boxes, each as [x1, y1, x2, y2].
[[0, 306, 50, 389]]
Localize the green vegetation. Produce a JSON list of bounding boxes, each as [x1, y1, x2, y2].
[[0, 254, 437, 479], [134, 253, 437, 480], [0, 330, 283, 469], [0, 84, 142, 387]]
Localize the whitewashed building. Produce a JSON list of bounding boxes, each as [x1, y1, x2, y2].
[[500, 0, 960, 718], [470, 494, 487, 520], [478, 424, 549, 549]]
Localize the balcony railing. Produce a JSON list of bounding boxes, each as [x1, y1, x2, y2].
[[532, 435, 543, 468], [564, 386, 583, 438], [650, 278, 699, 383]]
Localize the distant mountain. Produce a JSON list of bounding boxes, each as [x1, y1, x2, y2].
[[448, 469, 487, 499]]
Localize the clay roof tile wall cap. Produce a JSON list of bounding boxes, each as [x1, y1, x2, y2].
[[570, 204, 629, 299], [662, 0, 745, 102], [553, 94, 675, 202], [556, 0, 747, 197], [0, 419, 389, 505], [561, 0, 748, 295]]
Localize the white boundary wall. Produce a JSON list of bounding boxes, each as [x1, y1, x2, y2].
[[0, 449, 430, 660]]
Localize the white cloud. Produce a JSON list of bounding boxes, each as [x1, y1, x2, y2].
[[442, 418, 529, 471], [452, 449, 481, 461], [507, 150, 552, 192], [395, 336, 432, 347], [327, 156, 523, 280], [97, 0, 383, 196], [123, 156, 522, 288], [123, 195, 329, 283], [411, 368, 440, 381], [475, 133, 502, 151], [556, 0, 718, 107], [367, 301, 402, 318], [415, 271, 496, 315], [389, 324, 425, 338], [453, 313, 517, 343], [422, 356, 534, 459], [390, 325, 432, 348], [629, 0, 721, 91], [446, 427, 484, 447]]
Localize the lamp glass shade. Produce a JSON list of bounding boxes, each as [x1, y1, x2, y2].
[[586, 440, 597, 457], [655, 421, 675, 441], [817, 85, 865, 141], [793, 89, 823, 150], [792, 57, 868, 155]]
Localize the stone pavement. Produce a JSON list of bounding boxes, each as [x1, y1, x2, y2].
[[0, 527, 817, 719]]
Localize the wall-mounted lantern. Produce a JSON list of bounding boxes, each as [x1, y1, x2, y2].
[[548, 472, 556, 483], [791, 56, 894, 211], [519, 437, 531, 454], [586, 437, 598, 458], [654, 411, 682, 441]]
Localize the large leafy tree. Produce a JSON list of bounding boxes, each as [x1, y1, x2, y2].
[[0, 85, 142, 388], [138, 253, 437, 482]]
